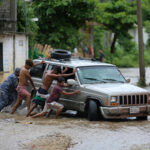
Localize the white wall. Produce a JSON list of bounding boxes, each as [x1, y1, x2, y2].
[[15, 34, 28, 68], [0, 35, 13, 72], [129, 27, 149, 45], [0, 34, 28, 72]]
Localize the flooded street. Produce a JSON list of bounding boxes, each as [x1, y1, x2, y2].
[[0, 68, 150, 150]]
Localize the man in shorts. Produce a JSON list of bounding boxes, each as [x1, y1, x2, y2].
[[26, 66, 76, 117], [0, 68, 20, 111], [32, 77, 80, 119], [11, 59, 44, 115]]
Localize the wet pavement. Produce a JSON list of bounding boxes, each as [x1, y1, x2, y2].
[[0, 68, 150, 150]]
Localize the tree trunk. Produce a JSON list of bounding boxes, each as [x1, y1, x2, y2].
[[110, 33, 117, 53], [136, 0, 146, 86]]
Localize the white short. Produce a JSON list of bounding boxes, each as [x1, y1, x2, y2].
[[43, 101, 64, 113]]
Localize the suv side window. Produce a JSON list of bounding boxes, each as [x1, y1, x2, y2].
[[47, 64, 53, 70], [63, 67, 75, 82], [30, 63, 46, 78]]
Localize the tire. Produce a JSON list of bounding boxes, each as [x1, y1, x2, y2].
[[88, 100, 100, 121], [51, 49, 72, 60], [136, 116, 147, 120]]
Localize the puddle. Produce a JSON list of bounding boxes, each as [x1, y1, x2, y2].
[[25, 134, 71, 150]]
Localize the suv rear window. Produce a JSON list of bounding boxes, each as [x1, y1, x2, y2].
[[30, 63, 46, 78]]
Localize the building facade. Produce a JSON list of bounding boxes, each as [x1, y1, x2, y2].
[[0, 33, 28, 72], [0, 0, 29, 72]]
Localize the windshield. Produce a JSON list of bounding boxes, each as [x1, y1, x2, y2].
[[77, 66, 126, 84]]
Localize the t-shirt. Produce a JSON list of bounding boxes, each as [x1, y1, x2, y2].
[[99, 53, 104, 62], [46, 84, 63, 103]]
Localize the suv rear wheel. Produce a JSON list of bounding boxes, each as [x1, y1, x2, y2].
[[88, 100, 100, 121]]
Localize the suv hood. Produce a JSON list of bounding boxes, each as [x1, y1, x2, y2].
[[83, 83, 148, 95]]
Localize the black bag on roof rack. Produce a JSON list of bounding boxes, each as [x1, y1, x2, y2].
[[51, 49, 71, 60]]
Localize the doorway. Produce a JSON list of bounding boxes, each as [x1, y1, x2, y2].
[[0, 43, 3, 71]]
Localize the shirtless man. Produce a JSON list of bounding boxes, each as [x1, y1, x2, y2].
[[11, 59, 44, 114], [26, 66, 76, 117]]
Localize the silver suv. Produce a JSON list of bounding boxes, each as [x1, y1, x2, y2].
[[29, 57, 150, 121]]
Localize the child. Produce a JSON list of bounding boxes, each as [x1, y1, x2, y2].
[[32, 77, 80, 119]]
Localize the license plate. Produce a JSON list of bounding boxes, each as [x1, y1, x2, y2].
[[130, 107, 140, 114]]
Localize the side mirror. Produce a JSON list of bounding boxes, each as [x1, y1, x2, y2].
[[126, 79, 131, 83], [67, 79, 77, 86]]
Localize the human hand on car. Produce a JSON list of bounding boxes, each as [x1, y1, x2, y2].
[[73, 68, 77, 74], [41, 60, 45, 64], [76, 90, 80, 94]]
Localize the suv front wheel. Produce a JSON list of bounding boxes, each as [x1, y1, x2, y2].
[[88, 100, 100, 121]]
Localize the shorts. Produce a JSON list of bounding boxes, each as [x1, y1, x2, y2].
[[16, 86, 29, 100], [32, 87, 49, 107], [37, 87, 48, 95], [43, 101, 64, 113]]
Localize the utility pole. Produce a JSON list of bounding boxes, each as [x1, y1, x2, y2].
[[136, 0, 146, 86]]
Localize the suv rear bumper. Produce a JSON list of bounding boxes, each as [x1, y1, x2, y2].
[[100, 105, 150, 119]]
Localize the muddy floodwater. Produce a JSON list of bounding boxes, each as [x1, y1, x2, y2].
[[1, 68, 150, 150]]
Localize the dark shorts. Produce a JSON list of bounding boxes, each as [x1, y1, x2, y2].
[[32, 87, 49, 107], [38, 87, 48, 95]]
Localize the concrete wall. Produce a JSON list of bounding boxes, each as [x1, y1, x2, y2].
[[129, 27, 149, 45], [15, 35, 28, 69], [0, 34, 28, 72], [0, 0, 17, 32]]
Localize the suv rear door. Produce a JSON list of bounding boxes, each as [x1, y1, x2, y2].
[[30, 61, 47, 89]]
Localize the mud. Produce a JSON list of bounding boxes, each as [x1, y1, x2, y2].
[[0, 113, 150, 150], [26, 134, 71, 150], [1, 68, 150, 150]]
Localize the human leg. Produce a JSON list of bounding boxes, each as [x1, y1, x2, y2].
[[50, 102, 64, 119], [46, 109, 53, 118], [32, 103, 50, 118], [26, 92, 31, 112], [55, 107, 63, 119], [32, 111, 47, 118], [11, 86, 28, 114], [11, 96, 22, 114], [26, 103, 37, 117]]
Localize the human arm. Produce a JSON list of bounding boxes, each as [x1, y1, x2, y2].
[[62, 90, 80, 96], [33, 60, 45, 66], [61, 68, 77, 77], [63, 83, 71, 87], [62, 67, 69, 74], [25, 71, 36, 91]]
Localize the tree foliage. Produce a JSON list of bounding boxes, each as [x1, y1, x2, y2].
[[96, 0, 136, 53], [32, 0, 97, 50], [17, 0, 38, 33], [17, 0, 38, 49]]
